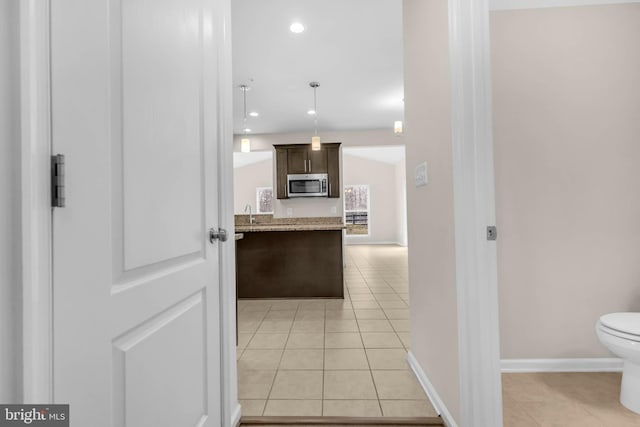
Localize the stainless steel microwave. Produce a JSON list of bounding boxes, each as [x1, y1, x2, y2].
[[287, 173, 328, 197]]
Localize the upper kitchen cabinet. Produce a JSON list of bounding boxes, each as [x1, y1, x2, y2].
[[285, 145, 328, 174], [326, 145, 340, 198], [275, 143, 341, 199]]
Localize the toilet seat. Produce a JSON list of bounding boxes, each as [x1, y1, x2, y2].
[[598, 313, 640, 342]]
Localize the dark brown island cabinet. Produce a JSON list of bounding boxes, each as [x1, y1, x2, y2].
[[274, 142, 341, 199], [236, 229, 344, 299]]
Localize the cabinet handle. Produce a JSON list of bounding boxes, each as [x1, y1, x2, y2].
[[329, 182, 331, 197], [304, 159, 307, 172], [308, 159, 311, 172]]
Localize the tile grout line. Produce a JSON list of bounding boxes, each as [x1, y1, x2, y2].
[[261, 301, 298, 415], [352, 262, 385, 417]]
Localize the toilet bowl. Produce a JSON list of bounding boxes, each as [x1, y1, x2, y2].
[[596, 312, 640, 414]]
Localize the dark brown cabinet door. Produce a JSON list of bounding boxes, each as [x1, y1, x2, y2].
[[287, 146, 308, 174], [275, 148, 288, 199], [308, 148, 328, 173], [327, 146, 340, 198]]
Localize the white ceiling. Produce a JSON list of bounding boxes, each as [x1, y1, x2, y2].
[[231, 0, 404, 135]]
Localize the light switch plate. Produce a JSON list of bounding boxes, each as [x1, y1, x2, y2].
[[330, 206, 337, 214], [286, 208, 293, 217], [415, 162, 428, 187]]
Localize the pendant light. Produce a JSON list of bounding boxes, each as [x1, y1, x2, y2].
[[240, 84, 251, 153], [310, 82, 321, 151], [394, 120, 403, 135]]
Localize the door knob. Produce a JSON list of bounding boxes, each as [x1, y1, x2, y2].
[[209, 228, 228, 243]]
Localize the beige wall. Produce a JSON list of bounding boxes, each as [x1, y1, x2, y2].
[[0, 0, 22, 402], [342, 154, 405, 245], [404, 0, 460, 421], [491, 4, 640, 359], [233, 158, 273, 214]]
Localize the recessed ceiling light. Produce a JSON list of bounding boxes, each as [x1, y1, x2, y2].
[[249, 111, 259, 117], [243, 128, 251, 133], [307, 110, 316, 115], [290, 22, 305, 34]]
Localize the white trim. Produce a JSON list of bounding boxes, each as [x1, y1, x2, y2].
[[20, 0, 53, 403], [407, 352, 458, 427], [230, 403, 242, 427], [501, 358, 624, 373], [215, 0, 239, 426], [490, 0, 640, 10], [448, 0, 503, 426]]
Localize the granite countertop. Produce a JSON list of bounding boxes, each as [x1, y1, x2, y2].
[[234, 214, 345, 232], [235, 223, 345, 232]]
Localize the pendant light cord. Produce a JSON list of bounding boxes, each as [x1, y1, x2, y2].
[[241, 85, 248, 135], [313, 85, 318, 136]]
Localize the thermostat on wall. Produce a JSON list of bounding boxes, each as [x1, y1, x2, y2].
[[415, 162, 428, 187]]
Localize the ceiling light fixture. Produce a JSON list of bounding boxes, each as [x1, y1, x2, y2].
[[309, 82, 321, 151], [290, 22, 305, 33], [249, 111, 259, 117], [307, 110, 316, 116], [240, 84, 251, 153], [394, 120, 403, 135]]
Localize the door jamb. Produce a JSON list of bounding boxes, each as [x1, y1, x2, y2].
[[448, 0, 503, 425], [20, 0, 54, 404], [214, 0, 241, 426]]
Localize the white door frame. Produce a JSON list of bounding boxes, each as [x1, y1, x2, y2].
[[448, 0, 503, 425], [213, 0, 242, 425], [19, 0, 53, 404]]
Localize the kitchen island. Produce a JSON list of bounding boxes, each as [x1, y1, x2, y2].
[[235, 215, 345, 298]]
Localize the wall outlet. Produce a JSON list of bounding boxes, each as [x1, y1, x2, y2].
[[415, 162, 428, 187], [286, 208, 293, 217], [330, 206, 337, 214]]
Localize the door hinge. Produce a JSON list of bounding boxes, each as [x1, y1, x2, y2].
[[487, 226, 497, 241], [51, 154, 65, 208]]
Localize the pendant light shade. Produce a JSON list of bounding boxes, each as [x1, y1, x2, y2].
[[240, 84, 251, 152], [394, 120, 403, 135], [310, 82, 321, 150], [311, 136, 321, 151]]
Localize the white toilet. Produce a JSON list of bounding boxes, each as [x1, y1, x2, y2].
[[596, 312, 640, 414]]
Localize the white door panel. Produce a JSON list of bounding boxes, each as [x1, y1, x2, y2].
[[121, 0, 204, 270], [51, 0, 222, 425]]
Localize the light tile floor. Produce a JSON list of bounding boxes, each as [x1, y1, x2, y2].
[[238, 245, 640, 423], [503, 372, 640, 426], [236, 245, 437, 418]]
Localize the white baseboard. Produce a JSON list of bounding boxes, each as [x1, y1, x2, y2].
[[407, 351, 458, 427], [501, 358, 623, 373], [230, 402, 242, 427]]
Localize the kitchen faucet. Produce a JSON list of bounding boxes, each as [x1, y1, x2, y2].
[[244, 203, 255, 224]]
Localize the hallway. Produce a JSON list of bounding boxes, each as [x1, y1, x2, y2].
[[236, 245, 436, 418]]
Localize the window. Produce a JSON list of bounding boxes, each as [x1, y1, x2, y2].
[[256, 187, 273, 214], [344, 184, 369, 236]]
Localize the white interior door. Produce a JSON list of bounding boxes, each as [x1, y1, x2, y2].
[[50, 0, 222, 426]]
